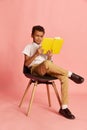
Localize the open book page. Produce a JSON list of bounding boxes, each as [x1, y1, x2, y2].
[[41, 37, 64, 54]]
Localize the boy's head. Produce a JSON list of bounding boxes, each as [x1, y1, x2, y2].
[[31, 25, 45, 44]]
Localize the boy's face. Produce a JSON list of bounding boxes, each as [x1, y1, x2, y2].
[[32, 30, 44, 44]]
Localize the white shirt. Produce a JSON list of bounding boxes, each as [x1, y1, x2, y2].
[[22, 42, 47, 67]]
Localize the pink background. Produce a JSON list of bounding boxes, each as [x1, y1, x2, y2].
[[0, 0, 87, 93], [0, 0, 87, 130]]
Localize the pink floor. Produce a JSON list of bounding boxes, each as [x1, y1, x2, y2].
[[0, 84, 87, 130]]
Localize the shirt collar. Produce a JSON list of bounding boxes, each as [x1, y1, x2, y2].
[[32, 42, 41, 47]]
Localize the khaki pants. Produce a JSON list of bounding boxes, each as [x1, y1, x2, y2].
[[31, 60, 69, 105]]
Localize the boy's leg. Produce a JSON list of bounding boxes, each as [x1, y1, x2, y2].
[[31, 62, 48, 76], [31, 60, 69, 104], [31, 60, 75, 119], [31, 60, 68, 76], [31, 60, 84, 84], [46, 72, 69, 105], [43, 60, 68, 76]]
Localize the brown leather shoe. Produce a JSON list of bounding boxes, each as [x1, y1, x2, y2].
[[59, 108, 75, 119], [69, 73, 84, 84]]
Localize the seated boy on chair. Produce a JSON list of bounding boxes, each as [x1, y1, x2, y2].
[[22, 25, 84, 119]]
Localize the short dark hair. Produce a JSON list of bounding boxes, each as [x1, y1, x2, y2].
[[31, 25, 45, 35]]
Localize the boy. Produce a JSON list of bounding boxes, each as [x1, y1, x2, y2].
[[22, 25, 84, 119]]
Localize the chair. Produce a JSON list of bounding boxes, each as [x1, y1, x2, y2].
[[19, 66, 61, 116]]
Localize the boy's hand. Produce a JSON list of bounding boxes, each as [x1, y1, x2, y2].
[[35, 47, 44, 56], [46, 50, 53, 60]]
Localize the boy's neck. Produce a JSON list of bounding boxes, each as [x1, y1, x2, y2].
[[33, 41, 41, 45]]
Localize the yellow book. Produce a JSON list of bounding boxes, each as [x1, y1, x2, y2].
[[41, 37, 64, 54]]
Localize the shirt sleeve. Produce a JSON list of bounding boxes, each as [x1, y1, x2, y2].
[[22, 44, 31, 56]]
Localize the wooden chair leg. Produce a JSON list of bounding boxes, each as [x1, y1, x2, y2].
[[26, 81, 38, 116], [46, 84, 51, 107], [52, 81, 62, 107], [19, 79, 32, 108]]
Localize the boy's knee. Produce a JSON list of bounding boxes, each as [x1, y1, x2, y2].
[[43, 60, 52, 66], [42, 60, 52, 70], [59, 75, 68, 83]]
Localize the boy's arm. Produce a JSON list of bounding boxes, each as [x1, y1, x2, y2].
[[24, 47, 43, 67], [46, 50, 53, 60], [24, 53, 38, 67]]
